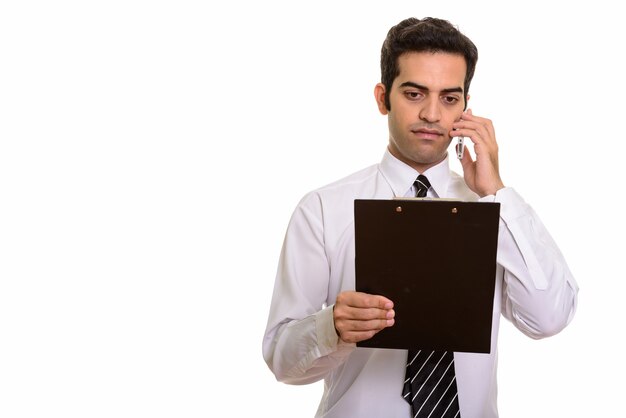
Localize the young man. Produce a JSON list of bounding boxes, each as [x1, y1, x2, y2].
[[263, 17, 578, 418]]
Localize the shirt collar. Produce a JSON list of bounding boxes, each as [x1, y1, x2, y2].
[[379, 148, 451, 198]]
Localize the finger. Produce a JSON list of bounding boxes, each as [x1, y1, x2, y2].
[[336, 319, 395, 343], [340, 306, 395, 321], [336, 291, 393, 310], [450, 127, 483, 146], [345, 317, 395, 332], [335, 298, 394, 318], [452, 125, 496, 157], [457, 113, 496, 146], [466, 111, 496, 141]]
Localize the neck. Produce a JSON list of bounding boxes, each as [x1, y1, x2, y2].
[[387, 145, 447, 174]]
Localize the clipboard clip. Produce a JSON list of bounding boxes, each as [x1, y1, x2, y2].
[[395, 205, 458, 214]]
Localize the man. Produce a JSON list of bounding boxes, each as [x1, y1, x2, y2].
[[262, 17, 578, 418]]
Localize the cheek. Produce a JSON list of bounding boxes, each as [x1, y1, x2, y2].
[[389, 106, 413, 128], [389, 114, 409, 142], [444, 112, 462, 132]]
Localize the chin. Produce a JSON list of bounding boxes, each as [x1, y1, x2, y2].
[[411, 150, 446, 165]]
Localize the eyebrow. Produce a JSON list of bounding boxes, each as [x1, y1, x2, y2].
[[399, 81, 463, 94]]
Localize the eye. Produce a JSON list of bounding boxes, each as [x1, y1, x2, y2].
[[442, 95, 460, 105], [404, 91, 423, 101]]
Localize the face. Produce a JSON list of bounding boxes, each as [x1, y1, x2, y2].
[[375, 51, 468, 173]]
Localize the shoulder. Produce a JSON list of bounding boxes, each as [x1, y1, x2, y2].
[[295, 164, 380, 216], [302, 164, 378, 201]]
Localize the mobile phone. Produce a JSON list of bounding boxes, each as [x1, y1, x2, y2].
[[456, 136, 465, 159]]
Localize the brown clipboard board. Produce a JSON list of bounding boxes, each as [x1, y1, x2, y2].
[[354, 199, 500, 353]]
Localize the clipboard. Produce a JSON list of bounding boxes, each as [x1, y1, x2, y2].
[[354, 198, 500, 353]]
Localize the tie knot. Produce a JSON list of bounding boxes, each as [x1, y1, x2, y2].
[[413, 175, 431, 198]]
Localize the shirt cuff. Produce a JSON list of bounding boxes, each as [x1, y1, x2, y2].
[[316, 305, 356, 355], [478, 187, 529, 223]]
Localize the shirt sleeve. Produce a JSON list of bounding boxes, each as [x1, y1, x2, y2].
[[480, 187, 579, 339], [262, 192, 355, 384]]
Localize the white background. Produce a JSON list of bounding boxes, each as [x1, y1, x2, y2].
[[1, 1, 623, 417]]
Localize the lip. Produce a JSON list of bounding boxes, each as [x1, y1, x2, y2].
[[411, 128, 443, 140]]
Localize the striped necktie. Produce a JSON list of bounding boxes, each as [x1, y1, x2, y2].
[[402, 174, 462, 417], [414, 174, 430, 198]]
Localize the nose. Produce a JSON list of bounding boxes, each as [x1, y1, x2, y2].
[[418, 96, 441, 123]]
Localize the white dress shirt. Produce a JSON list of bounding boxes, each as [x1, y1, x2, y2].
[[263, 149, 578, 418]]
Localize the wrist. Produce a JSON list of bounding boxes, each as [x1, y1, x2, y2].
[[479, 182, 505, 197]]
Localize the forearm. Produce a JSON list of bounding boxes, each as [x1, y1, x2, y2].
[[263, 306, 354, 384], [262, 196, 354, 384], [483, 188, 579, 338]]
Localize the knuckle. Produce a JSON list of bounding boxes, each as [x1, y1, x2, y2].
[[336, 292, 347, 305], [332, 306, 344, 320], [362, 294, 375, 306]]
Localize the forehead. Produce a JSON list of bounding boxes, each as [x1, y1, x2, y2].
[[394, 51, 467, 89]]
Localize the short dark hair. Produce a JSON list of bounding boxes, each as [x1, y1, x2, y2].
[[380, 17, 478, 110]]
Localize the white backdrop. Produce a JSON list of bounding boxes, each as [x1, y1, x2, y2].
[[1, 1, 623, 417]]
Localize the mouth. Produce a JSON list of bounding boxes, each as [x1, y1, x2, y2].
[[410, 128, 443, 140]]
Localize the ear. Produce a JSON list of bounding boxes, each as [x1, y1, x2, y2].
[[374, 83, 388, 115], [464, 94, 470, 110]]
